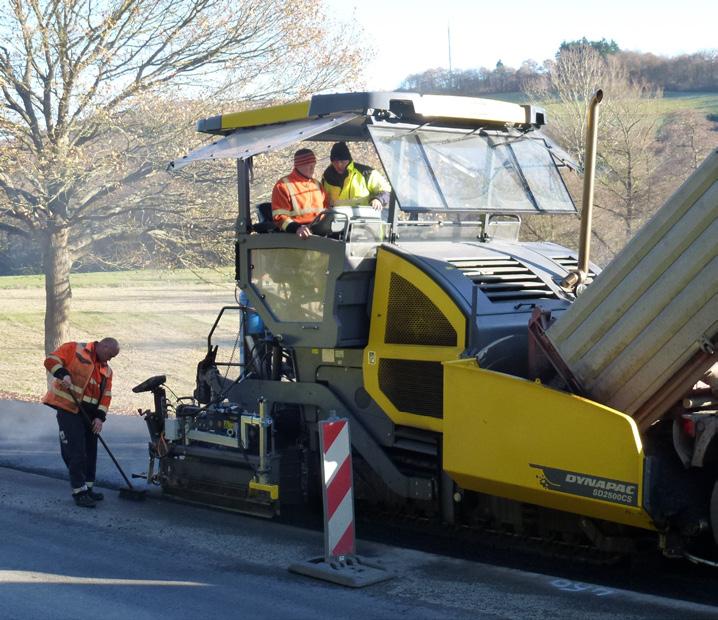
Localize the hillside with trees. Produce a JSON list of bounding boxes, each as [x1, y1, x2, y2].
[[399, 38, 718, 95]]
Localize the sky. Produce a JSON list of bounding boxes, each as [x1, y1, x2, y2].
[[324, 0, 718, 91]]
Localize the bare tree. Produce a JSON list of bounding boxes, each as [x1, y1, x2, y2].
[[597, 84, 662, 240], [658, 109, 716, 172], [526, 46, 611, 167], [525, 46, 665, 259], [0, 0, 366, 353]]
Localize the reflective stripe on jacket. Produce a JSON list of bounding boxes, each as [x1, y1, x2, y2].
[[271, 169, 329, 231], [322, 161, 391, 207], [43, 341, 113, 417]]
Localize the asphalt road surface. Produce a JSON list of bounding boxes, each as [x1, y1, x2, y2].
[[1, 400, 717, 619]]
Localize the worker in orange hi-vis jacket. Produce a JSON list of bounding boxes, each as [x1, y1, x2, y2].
[[43, 338, 120, 508], [271, 148, 330, 239]]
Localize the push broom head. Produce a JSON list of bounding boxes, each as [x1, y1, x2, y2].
[[119, 487, 147, 501]]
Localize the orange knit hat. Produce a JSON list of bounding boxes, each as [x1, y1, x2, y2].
[[294, 149, 316, 168]]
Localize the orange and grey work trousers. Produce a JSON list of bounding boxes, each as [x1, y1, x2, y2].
[[55, 408, 98, 490]]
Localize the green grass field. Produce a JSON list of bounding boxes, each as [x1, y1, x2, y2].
[[0, 268, 238, 413], [479, 90, 718, 116], [662, 91, 718, 114], [0, 268, 232, 289]]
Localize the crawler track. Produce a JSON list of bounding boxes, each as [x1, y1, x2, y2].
[[350, 506, 718, 608]]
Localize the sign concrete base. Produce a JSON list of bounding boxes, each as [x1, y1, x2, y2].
[[289, 555, 393, 588]]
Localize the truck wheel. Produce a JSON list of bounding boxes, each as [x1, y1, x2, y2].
[[711, 480, 718, 546]]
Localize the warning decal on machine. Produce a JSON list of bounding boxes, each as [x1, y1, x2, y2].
[[529, 464, 638, 507]]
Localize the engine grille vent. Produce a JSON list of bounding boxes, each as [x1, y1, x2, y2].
[[378, 359, 443, 418], [552, 256, 596, 283], [449, 256, 557, 303], [385, 272, 457, 346]]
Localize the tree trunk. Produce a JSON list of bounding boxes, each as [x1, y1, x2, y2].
[[43, 225, 72, 354]]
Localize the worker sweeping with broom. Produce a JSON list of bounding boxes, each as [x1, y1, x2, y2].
[[43, 338, 120, 508]]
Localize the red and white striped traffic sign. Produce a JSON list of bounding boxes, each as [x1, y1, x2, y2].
[[319, 417, 355, 560]]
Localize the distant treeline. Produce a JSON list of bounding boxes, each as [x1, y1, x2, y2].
[[399, 39, 718, 94]]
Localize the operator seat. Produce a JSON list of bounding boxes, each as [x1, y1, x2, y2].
[[252, 202, 277, 233]]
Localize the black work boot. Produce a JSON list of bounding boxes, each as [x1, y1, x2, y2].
[[87, 487, 104, 501], [73, 490, 96, 508]]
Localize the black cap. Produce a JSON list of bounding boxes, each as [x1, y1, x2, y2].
[[330, 142, 352, 162]]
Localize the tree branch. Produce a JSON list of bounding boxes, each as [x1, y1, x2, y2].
[[0, 221, 32, 237]]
